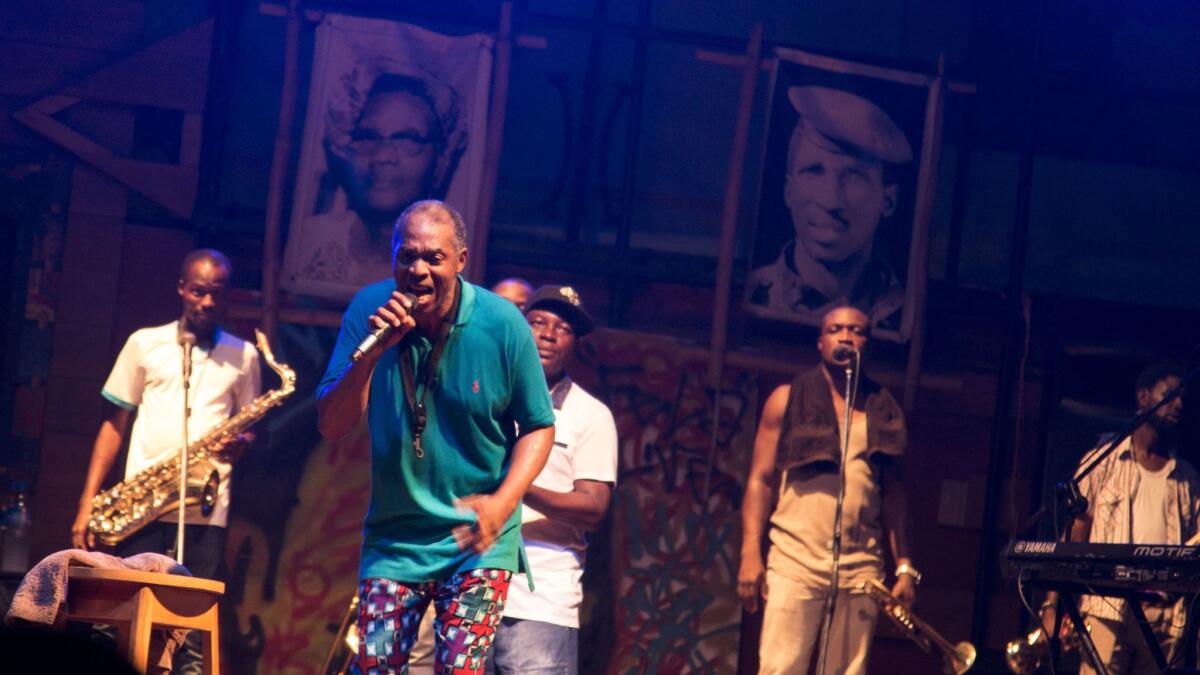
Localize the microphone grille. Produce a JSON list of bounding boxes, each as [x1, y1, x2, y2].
[[832, 345, 857, 360]]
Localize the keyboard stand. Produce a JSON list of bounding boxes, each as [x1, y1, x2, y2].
[[1021, 577, 1198, 675]]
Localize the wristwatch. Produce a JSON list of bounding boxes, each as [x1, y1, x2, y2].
[[895, 562, 922, 586]]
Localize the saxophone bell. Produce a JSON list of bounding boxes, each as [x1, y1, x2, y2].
[[1005, 617, 1087, 674], [1005, 627, 1049, 675]]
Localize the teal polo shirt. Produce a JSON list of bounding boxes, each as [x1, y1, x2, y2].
[[318, 277, 555, 582]]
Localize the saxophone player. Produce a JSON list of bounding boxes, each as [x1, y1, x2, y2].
[[70, 249, 260, 673]]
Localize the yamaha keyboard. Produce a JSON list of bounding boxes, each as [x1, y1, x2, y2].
[[1004, 540, 1200, 594]]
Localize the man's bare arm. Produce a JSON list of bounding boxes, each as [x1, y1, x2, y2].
[[881, 460, 916, 606], [738, 384, 789, 613], [523, 480, 613, 531], [71, 406, 132, 549], [454, 425, 556, 553], [1040, 513, 1093, 632], [316, 349, 380, 440], [317, 294, 416, 440]]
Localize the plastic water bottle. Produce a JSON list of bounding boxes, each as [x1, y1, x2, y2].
[[1, 483, 31, 573]]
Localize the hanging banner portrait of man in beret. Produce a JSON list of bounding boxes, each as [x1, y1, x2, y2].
[[281, 15, 493, 300], [745, 48, 942, 343]]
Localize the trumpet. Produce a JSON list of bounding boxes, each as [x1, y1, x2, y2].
[[860, 579, 976, 675]]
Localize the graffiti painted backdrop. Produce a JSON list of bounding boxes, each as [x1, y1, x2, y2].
[[579, 331, 758, 674]]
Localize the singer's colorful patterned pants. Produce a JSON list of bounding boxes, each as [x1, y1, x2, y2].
[[351, 569, 512, 675]]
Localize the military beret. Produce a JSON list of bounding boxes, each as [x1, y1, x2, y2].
[[787, 86, 912, 164]]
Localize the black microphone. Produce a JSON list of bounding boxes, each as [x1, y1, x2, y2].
[[178, 329, 197, 381], [352, 292, 418, 362], [832, 345, 858, 362]]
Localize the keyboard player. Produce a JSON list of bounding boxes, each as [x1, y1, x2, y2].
[[1042, 363, 1200, 674]]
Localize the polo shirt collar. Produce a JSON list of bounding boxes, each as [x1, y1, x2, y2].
[[453, 275, 475, 327]]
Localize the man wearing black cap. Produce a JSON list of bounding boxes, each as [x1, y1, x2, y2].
[[488, 286, 618, 675], [748, 86, 912, 333]]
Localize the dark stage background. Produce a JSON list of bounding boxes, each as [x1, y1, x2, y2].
[[3, 1, 1200, 673]]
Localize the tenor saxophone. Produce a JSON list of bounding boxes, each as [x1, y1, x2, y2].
[[87, 329, 296, 545], [860, 579, 977, 675]]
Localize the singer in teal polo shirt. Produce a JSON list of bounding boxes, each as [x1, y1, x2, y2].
[[317, 200, 555, 675]]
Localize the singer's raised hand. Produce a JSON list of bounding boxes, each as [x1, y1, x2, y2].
[[319, 292, 418, 441], [368, 292, 418, 351]]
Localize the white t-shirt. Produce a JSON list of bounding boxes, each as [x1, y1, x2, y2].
[[101, 321, 261, 527], [505, 382, 618, 628], [1133, 461, 1171, 545]]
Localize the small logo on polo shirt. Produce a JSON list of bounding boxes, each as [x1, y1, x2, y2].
[[472, 380, 480, 393]]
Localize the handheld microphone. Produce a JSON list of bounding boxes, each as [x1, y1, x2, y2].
[[832, 345, 858, 362], [352, 292, 418, 362]]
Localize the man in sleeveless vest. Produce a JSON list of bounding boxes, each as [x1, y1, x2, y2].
[[738, 305, 917, 674]]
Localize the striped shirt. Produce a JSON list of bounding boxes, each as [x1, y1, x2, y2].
[[1075, 437, 1200, 632]]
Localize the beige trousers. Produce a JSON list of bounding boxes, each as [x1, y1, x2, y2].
[[1079, 601, 1178, 675], [758, 570, 878, 675]]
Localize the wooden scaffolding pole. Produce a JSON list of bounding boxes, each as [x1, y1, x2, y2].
[[467, 2, 515, 283], [702, 23, 763, 501], [261, 0, 302, 344], [901, 55, 947, 410], [706, 23, 763, 388]]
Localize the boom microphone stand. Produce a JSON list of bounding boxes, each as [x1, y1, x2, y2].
[[816, 347, 860, 675], [1023, 364, 1199, 536], [177, 327, 196, 565]]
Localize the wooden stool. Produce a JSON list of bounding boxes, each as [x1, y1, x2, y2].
[[64, 567, 224, 675]]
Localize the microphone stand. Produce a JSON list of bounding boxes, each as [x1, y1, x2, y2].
[[177, 329, 195, 566], [816, 350, 860, 675]]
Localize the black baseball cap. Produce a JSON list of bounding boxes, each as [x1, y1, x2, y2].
[[524, 285, 595, 337]]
